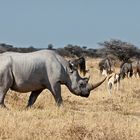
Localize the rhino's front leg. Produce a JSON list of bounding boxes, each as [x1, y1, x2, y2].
[[50, 82, 63, 107]]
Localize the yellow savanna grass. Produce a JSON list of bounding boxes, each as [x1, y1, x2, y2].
[[0, 58, 140, 140]]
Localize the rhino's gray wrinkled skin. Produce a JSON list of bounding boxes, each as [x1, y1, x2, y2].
[[0, 50, 106, 108]]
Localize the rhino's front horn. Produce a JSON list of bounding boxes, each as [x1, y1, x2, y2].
[[87, 77, 107, 91]]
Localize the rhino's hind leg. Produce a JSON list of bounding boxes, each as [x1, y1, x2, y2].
[[0, 80, 12, 108], [27, 89, 43, 108], [0, 89, 7, 108]]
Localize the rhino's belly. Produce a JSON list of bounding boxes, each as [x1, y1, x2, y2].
[[10, 81, 45, 93]]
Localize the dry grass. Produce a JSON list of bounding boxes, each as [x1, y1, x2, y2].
[[0, 58, 140, 140]]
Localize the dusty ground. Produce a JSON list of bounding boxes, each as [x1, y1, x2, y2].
[[0, 58, 140, 140]]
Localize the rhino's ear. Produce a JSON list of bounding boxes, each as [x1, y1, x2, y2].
[[68, 61, 75, 73]]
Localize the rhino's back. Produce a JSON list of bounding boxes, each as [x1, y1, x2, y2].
[[3, 50, 66, 92]]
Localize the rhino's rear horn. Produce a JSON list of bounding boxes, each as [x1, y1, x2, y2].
[[88, 77, 107, 91]]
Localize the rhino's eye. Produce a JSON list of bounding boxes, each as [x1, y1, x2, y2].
[[79, 83, 84, 87], [69, 70, 73, 74]]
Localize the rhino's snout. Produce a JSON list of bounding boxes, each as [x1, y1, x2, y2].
[[80, 93, 90, 98], [79, 87, 90, 98]]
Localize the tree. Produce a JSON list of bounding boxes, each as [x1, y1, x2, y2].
[[48, 44, 54, 50], [98, 39, 140, 61], [64, 44, 83, 57], [82, 46, 87, 49]]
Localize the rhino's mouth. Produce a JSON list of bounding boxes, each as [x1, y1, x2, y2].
[[72, 88, 90, 98], [79, 89, 90, 98], [80, 93, 90, 98]]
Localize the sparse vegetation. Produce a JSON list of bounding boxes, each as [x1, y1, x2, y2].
[[1, 39, 140, 60], [0, 58, 139, 140], [0, 40, 139, 139]]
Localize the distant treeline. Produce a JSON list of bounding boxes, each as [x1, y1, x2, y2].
[[0, 39, 140, 61]]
